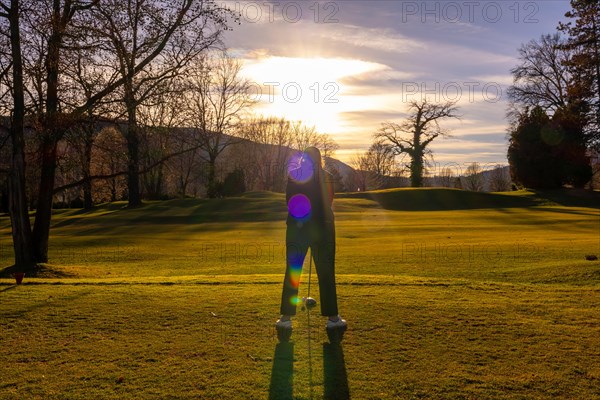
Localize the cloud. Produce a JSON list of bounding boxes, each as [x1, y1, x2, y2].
[[341, 110, 406, 124], [221, 1, 568, 165], [321, 24, 427, 54], [470, 74, 515, 87]]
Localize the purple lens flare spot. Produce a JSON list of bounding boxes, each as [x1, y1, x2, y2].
[[288, 194, 311, 219], [288, 152, 314, 183]]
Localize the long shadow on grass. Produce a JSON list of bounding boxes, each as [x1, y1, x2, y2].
[[49, 195, 287, 233], [339, 188, 539, 211], [532, 189, 600, 209], [0, 264, 76, 279], [269, 342, 294, 400], [532, 207, 600, 217], [323, 342, 350, 400], [0, 290, 92, 320]]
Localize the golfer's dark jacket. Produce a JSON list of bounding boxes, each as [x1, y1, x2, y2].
[[286, 170, 334, 225]]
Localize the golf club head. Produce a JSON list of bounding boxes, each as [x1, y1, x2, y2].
[[304, 297, 317, 309]]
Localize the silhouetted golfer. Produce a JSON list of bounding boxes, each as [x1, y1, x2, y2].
[[276, 147, 347, 333]]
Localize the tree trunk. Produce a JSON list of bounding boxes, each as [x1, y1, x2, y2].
[[82, 176, 93, 209], [410, 155, 424, 187], [82, 130, 93, 209], [8, 145, 34, 270], [0, 179, 8, 214], [181, 180, 188, 197], [31, 0, 64, 263], [206, 157, 219, 198], [594, 17, 600, 133], [32, 138, 58, 263], [178, 174, 188, 197], [8, 0, 35, 271], [411, 129, 424, 187], [127, 128, 141, 207], [110, 177, 117, 202], [155, 163, 163, 199], [125, 97, 142, 208]]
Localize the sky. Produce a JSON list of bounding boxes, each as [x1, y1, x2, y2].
[[221, 0, 573, 170]]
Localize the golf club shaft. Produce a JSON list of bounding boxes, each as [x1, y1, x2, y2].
[[308, 247, 312, 300]]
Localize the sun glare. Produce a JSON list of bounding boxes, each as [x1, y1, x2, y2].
[[241, 56, 388, 134]]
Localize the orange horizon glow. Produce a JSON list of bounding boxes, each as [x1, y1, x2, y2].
[[240, 55, 390, 138]]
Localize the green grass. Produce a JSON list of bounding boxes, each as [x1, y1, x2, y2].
[[1, 189, 599, 399]]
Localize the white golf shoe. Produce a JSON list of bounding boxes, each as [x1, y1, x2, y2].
[[326, 316, 347, 330], [275, 317, 292, 330]]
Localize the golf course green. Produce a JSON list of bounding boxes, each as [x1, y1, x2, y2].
[[1, 188, 599, 399]]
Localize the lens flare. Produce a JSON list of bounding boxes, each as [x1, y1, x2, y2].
[[289, 261, 303, 288], [288, 194, 311, 219], [288, 151, 314, 183], [290, 296, 302, 306]]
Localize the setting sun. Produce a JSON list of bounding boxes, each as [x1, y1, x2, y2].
[[241, 56, 388, 135]]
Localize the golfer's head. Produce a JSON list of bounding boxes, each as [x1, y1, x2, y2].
[[288, 147, 322, 183], [304, 147, 322, 170]]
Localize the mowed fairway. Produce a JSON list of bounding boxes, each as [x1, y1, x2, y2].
[[1, 189, 599, 399]]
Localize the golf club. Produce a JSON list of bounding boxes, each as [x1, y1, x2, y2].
[[303, 248, 317, 310]]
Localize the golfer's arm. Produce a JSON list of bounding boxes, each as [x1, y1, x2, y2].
[[326, 173, 334, 206]]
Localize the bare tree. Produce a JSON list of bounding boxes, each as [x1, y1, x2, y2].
[[233, 116, 340, 192], [0, 0, 35, 270], [185, 52, 255, 197], [60, 43, 118, 209], [463, 162, 484, 192], [3, 0, 120, 263], [507, 34, 572, 123], [376, 99, 460, 187], [489, 165, 511, 192], [349, 152, 370, 192], [92, 126, 127, 202], [319, 135, 340, 169], [26, 0, 104, 263], [349, 153, 378, 191], [1, 0, 234, 265], [0, 7, 12, 121], [592, 154, 600, 190], [168, 127, 203, 197], [292, 123, 339, 162], [137, 84, 187, 200], [437, 166, 455, 188], [92, 0, 232, 206], [366, 141, 395, 178], [292, 123, 319, 151], [350, 141, 396, 190], [240, 116, 294, 191]]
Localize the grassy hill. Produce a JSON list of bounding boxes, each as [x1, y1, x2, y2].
[[339, 187, 600, 211], [0, 189, 599, 399], [2, 188, 596, 283]]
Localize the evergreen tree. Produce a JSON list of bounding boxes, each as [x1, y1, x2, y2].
[[559, 0, 600, 150], [222, 168, 246, 197], [508, 106, 591, 188]]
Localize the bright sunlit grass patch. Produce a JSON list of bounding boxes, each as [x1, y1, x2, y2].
[[0, 189, 599, 398]]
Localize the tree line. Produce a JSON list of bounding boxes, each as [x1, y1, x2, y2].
[[2, 0, 597, 273], [0, 0, 337, 272], [507, 0, 599, 189], [352, 1, 599, 192]]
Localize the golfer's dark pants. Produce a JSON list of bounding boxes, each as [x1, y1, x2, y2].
[[280, 220, 338, 317]]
